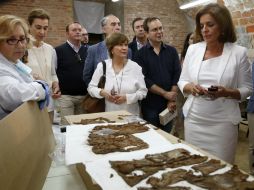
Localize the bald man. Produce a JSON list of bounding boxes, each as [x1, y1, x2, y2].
[[83, 14, 132, 87]]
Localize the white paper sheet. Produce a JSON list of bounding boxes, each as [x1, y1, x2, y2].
[[65, 123, 173, 165], [85, 143, 223, 190]]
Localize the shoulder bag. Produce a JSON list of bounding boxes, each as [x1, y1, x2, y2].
[[82, 61, 106, 113]]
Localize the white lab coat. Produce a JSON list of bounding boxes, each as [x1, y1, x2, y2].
[[0, 53, 45, 119]]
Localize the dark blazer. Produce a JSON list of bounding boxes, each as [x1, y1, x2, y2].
[[128, 37, 138, 60]]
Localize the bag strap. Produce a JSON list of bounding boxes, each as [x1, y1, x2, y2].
[[98, 60, 106, 89], [102, 60, 106, 76]]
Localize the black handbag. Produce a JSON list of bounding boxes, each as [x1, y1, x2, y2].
[[82, 61, 106, 113]]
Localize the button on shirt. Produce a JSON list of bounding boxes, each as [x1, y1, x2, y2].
[[134, 42, 181, 110]]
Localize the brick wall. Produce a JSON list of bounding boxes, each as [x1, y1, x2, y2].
[[124, 0, 189, 53], [0, 0, 74, 47], [0, 0, 253, 58], [223, 0, 254, 60]]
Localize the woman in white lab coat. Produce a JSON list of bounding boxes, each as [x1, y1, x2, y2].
[[0, 15, 48, 119]]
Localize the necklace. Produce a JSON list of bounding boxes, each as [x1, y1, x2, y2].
[[112, 62, 125, 95], [114, 70, 124, 94]]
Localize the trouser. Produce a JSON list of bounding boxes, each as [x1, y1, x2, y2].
[[174, 93, 185, 136], [58, 95, 85, 125], [142, 107, 172, 133], [247, 113, 254, 175]]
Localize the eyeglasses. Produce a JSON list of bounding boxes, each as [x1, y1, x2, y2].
[[6, 37, 29, 45]]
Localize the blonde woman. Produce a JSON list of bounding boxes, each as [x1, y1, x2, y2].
[[0, 15, 48, 119]]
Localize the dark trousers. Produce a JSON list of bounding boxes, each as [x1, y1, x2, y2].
[[142, 107, 172, 133]]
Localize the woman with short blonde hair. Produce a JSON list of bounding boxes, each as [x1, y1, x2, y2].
[[0, 15, 48, 119]]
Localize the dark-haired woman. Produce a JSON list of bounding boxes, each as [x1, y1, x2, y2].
[[178, 3, 252, 163], [88, 33, 147, 115]]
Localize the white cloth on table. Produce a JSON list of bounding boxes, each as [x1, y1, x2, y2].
[[0, 53, 45, 119], [88, 59, 147, 116], [27, 42, 58, 112]]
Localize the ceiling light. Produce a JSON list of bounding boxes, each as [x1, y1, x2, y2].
[[179, 0, 215, 9], [112, 0, 119, 2]]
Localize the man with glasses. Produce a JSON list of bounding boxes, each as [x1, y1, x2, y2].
[[55, 22, 87, 125], [83, 14, 131, 87], [134, 17, 181, 133]]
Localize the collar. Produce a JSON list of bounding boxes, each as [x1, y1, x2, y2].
[[67, 40, 81, 53], [147, 41, 166, 50], [136, 39, 146, 50]]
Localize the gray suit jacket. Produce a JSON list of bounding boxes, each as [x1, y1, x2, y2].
[[83, 40, 132, 87]]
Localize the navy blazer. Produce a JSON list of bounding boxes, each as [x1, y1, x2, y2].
[[83, 40, 132, 87], [247, 62, 254, 113]]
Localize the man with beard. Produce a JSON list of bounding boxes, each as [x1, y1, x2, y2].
[[134, 17, 181, 133]]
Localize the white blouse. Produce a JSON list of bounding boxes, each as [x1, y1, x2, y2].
[[27, 42, 58, 88], [27, 42, 58, 112], [88, 59, 147, 115]]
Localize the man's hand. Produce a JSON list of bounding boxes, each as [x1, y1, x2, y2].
[[163, 91, 177, 101], [167, 101, 176, 112], [52, 81, 61, 99]]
